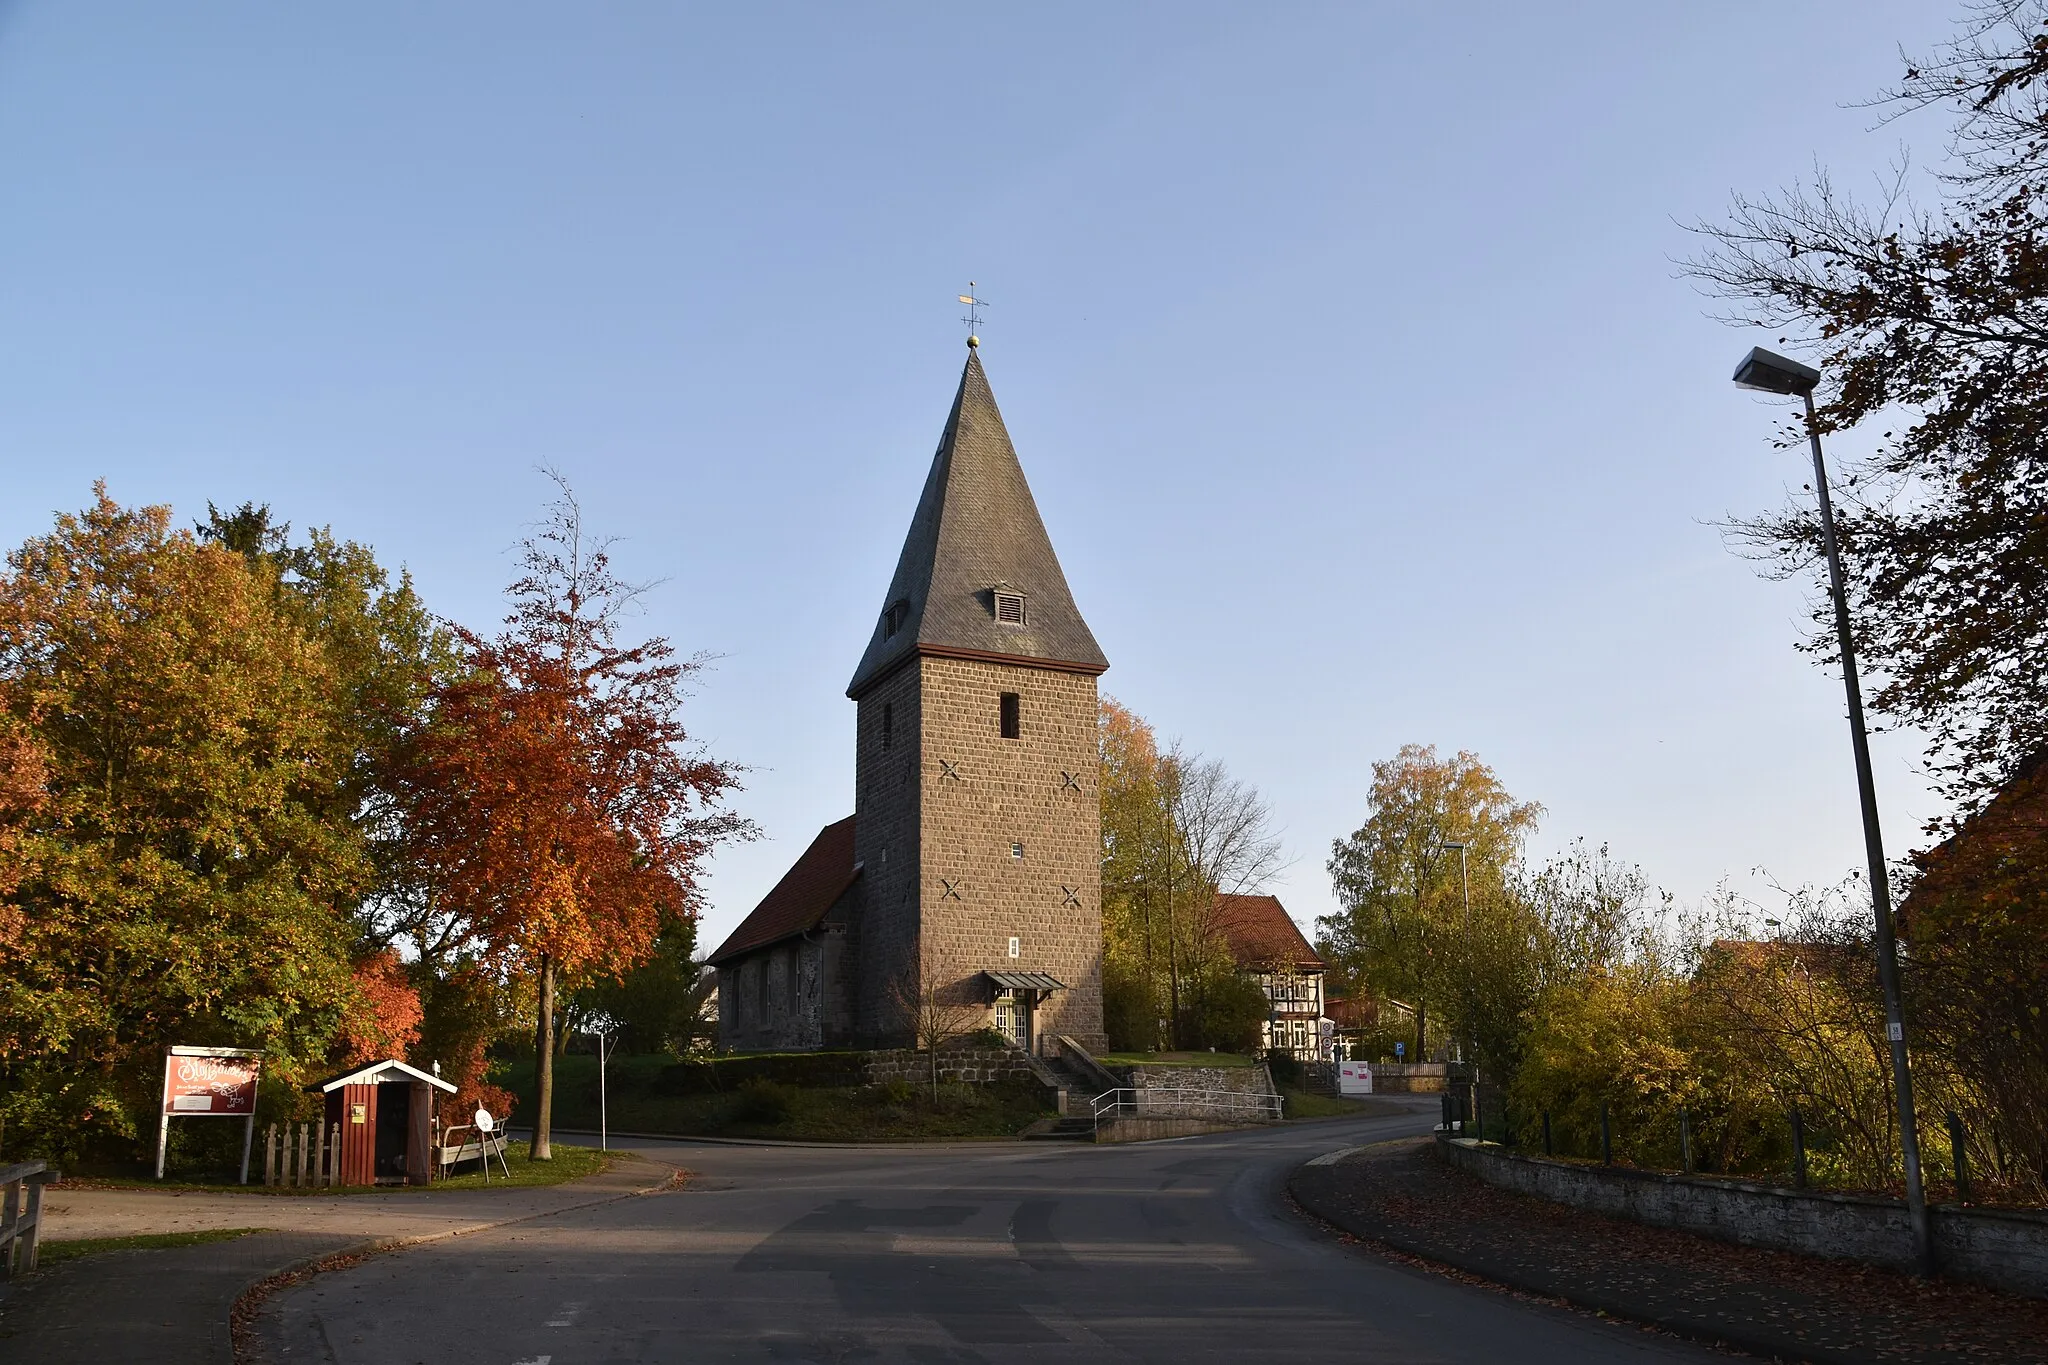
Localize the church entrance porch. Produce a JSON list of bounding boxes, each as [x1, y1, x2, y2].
[[983, 971, 1063, 1056]]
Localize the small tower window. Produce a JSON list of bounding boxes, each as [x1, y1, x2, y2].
[[882, 599, 909, 639], [993, 590, 1027, 625], [881, 702, 894, 751], [999, 692, 1020, 739], [1010, 841, 1024, 860]]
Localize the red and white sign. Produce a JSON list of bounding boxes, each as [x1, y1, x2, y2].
[[162, 1047, 260, 1117], [1338, 1060, 1375, 1095]]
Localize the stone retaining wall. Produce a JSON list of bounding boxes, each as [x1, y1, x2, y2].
[[1369, 1063, 1450, 1093], [1110, 1062, 1281, 1122], [863, 1047, 1042, 1087], [1440, 1136, 2048, 1300]]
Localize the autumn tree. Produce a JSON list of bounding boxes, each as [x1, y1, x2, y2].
[[1321, 745, 1541, 1063], [1689, 1, 2048, 806], [0, 490, 368, 1157], [1097, 698, 1286, 1050], [1899, 748, 2048, 1198], [396, 478, 750, 1158]]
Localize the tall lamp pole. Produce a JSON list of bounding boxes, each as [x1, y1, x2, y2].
[[1731, 347, 1932, 1273], [1441, 839, 1475, 1129]]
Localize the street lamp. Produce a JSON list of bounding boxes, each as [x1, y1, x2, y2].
[[1440, 839, 1475, 1127], [1731, 346, 1932, 1273]]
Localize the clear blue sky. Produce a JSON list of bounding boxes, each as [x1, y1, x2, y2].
[[0, 2, 1961, 952]]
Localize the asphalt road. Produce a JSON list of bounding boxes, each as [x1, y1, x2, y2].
[[253, 1102, 1734, 1364]]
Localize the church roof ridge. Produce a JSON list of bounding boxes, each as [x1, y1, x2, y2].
[[847, 349, 1108, 697]]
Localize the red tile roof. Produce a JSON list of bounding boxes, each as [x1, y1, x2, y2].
[[708, 816, 859, 965], [1212, 893, 1324, 971]]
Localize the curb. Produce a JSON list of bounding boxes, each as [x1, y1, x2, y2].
[[1287, 1151, 1856, 1365], [230, 1154, 681, 1364], [547, 1127, 1047, 1150]]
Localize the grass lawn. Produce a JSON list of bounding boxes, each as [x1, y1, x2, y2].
[[1098, 1051, 1257, 1069], [1279, 1086, 1382, 1119], [499, 1055, 1057, 1141], [35, 1227, 262, 1266], [59, 1139, 608, 1194]]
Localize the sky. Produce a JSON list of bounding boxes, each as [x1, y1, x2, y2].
[[0, 1, 1968, 954]]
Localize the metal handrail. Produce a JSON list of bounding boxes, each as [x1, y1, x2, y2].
[[1090, 1086, 1284, 1129]]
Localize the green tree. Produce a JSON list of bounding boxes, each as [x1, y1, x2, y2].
[[0, 489, 367, 1158], [569, 919, 711, 1056], [1321, 745, 1541, 1063]]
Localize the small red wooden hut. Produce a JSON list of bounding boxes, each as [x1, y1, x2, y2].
[[310, 1060, 457, 1186]]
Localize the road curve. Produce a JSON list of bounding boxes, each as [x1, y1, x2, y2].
[[252, 1102, 1733, 1364]]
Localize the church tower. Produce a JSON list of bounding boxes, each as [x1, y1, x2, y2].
[[846, 344, 1109, 1051]]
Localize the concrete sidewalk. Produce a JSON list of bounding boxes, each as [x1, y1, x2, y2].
[[0, 1152, 678, 1365], [37, 1153, 670, 1241]]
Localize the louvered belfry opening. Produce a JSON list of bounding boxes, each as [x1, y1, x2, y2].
[[994, 589, 1027, 625]]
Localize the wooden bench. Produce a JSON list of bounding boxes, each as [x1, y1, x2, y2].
[[2, 1159, 57, 1278]]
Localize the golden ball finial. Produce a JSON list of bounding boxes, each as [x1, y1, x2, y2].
[[967, 334, 979, 348]]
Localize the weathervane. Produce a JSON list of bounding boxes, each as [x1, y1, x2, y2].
[[958, 282, 987, 348]]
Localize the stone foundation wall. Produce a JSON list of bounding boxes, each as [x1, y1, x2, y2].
[[864, 1046, 1043, 1087], [1109, 1062, 1280, 1122], [1369, 1063, 1449, 1093], [1440, 1136, 2048, 1301]]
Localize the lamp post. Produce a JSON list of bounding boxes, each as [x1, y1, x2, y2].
[[1441, 839, 1475, 1126], [1731, 346, 1932, 1273]]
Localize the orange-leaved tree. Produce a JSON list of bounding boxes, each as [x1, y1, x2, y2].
[[397, 478, 750, 1157]]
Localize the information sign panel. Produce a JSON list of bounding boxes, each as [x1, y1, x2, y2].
[[162, 1048, 260, 1116], [156, 1046, 263, 1183]]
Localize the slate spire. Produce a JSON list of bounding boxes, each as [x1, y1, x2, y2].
[[847, 348, 1108, 697]]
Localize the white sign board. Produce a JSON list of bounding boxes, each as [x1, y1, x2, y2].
[[1338, 1060, 1375, 1095]]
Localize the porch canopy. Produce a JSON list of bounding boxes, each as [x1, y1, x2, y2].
[[983, 970, 1064, 999]]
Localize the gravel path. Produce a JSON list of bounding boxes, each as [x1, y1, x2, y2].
[[1290, 1138, 2048, 1365]]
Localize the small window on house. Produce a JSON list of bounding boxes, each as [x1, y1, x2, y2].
[[881, 702, 894, 751], [993, 590, 1027, 625], [882, 599, 909, 638], [999, 692, 1020, 739]]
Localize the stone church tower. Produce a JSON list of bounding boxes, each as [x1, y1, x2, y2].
[[709, 343, 1108, 1053], [846, 344, 1109, 1051]]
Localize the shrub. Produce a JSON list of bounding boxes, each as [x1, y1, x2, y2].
[[877, 1077, 914, 1105], [1181, 970, 1270, 1053], [733, 1079, 794, 1124], [1102, 962, 1159, 1052], [654, 1051, 867, 1095]]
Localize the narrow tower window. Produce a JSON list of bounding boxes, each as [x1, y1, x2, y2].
[[999, 692, 1020, 739], [881, 702, 894, 751], [882, 599, 909, 639], [993, 590, 1027, 625]]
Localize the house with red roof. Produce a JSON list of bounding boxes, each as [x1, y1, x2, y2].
[[1211, 893, 1332, 1063]]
